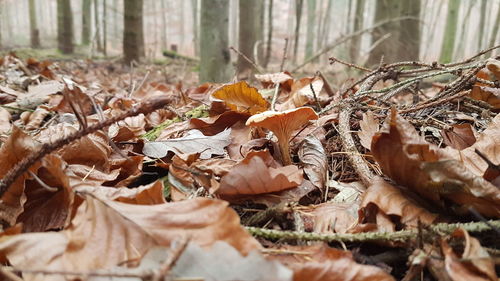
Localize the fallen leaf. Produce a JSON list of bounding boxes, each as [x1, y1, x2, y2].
[[189, 110, 249, 136], [441, 228, 497, 281], [298, 135, 327, 189], [74, 180, 166, 205], [143, 128, 231, 159], [358, 110, 379, 150], [279, 77, 324, 110], [212, 81, 269, 114], [217, 150, 303, 195], [0, 107, 11, 134], [441, 123, 476, 150], [0, 196, 260, 281], [469, 85, 500, 110]]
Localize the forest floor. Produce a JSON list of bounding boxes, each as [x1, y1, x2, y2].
[[0, 48, 499, 281]]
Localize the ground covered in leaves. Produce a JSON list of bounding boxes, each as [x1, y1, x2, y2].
[[0, 51, 499, 281]]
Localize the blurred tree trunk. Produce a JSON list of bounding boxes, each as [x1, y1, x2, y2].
[[367, 0, 401, 65], [123, 0, 145, 64], [349, 0, 365, 62], [237, 0, 263, 74], [0, 3, 2, 48], [57, 0, 74, 54], [478, 0, 487, 51], [94, 0, 102, 52], [29, 0, 41, 48], [398, 0, 420, 61], [191, 0, 199, 56], [456, 1, 475, 59], [114, 0, 119, 40], [161, 0, 168, 50], [102, 0, 107, 55], [263, 0, 273, 68], [292, 0, 304, 63], [305, 0, 316, 60], [199, 0, 231, 83], [82, 0, 91, 45], [439, 0, 459, 63], [317, 0, 332, 51], [367, 0, 420, 66], [488, 2, 500, 49]]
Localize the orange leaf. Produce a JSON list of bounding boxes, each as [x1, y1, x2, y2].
[[217, 150, 303, 195], [212, 81, 269, 114]]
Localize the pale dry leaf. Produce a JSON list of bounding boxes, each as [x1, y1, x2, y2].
[[143, 128, 231, 159], [298, 135, 327, 189], [358, 110, 379, 150]]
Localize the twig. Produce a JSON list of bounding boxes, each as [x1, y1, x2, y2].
[[270, 83, 280, 111], [445, 44, 500, 67], [246, 219, 500, 243], [0, 96, 172, 201], [329, 57, 371, 72], [280, 38, 289, 72], [229, 46, 263, 74]]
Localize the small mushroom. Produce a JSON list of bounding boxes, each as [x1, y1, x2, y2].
[[245, 107, 318, 165]]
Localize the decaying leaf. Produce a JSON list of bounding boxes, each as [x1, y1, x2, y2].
[[143, 128, 231, 159], [469, 85, 500, 110], [298, 135, 327, 189], [371, 110, 500, 217], [358, 110, 379, 150], [441, 123, 476, 150], [217, 150, 303, 195], [212, 81, 269, 114]]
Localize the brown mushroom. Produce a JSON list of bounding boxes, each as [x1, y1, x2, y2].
[[245, 107, 318, 165]]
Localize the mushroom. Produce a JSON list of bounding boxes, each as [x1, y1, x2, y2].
[[245, 107, 318, 165]]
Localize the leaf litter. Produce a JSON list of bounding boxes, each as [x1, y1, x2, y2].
[[0, 52, 499, 280]]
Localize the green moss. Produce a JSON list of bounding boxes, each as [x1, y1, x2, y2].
[[185, 104, 209, 119], [141, 117, 182, 141]]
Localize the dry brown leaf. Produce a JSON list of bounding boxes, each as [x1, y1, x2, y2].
[[0, 107, 11, 135], [74, 181, 166, 205], [358, 110, 379, 150], [217, 150, 303, 195], [486, 58, 500, 80], [269, 244, 395, 281], [356, 177, 438, 232], [278, 77, 324, 110], [255, 72, 294, 91], [212, 81, 269, 114], [469, 85, 500, 110], [189, 110, 250, 136], [298, 135, 327, 189], [0, 127, 41, 227], [372, 110, 500, 217], [0, 196, 260, 281], [441, 123, 476, 150], [301, 201, 359, 234], [441, 228, 497, 281], [109, 113, 147, 141]]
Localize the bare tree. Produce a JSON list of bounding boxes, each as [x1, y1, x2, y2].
[[199, 0, 231, 82], [263, 0, 274, 68], [123, 0, 145, 64], [102, 0, 107, 55], [292, 0, 304, 63], [82, 0, 91, 45], [191, 0, 199, 56], [94, 0, 102, 51], [305, 0, 316, 60], [29, 0, 41, 48], [238, 0, 263, 74], [349, 0, 365, 62], [57, 0, 74, 54], [439, 0, 459, 63]]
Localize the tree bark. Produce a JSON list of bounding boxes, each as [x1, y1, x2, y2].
[[488, 1, 500, 50], [191, 0, 199, 56], [199, 0, 231, 83], [94, 0, 102, 52], [102, 0, 107, 55], [305, 0, 316, 60], [161, 0, 168, 50], [478, 0, 487, 51], [237, 0, 263, 74], [82, 0, 91, 45], [123, 0, 145, 64], [0, 2, 2, 48], [398, 0, 420, 61], [439, 0, 459, 63], [57, 0, 74, 54], [456, 0, 475, 59], [349, 0, 365, 62], [29, 0, 41, 48], [263, 0, 273, 68], [293, 0, 304, 63]]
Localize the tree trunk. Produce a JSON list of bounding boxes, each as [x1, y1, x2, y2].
[[263, 0, 273, 68], [57, 0, 74, 54], [161, 0, 168, 50], [367, 0, 420, 66], [191, 0, 199, 56], [318, 0, 332, 51], [293, 0, 304, 63], [398, 0, 420, 61], [29, 0, 41, 48], [477, 0, 487, 51], [82, 0, 91, 45], [102, 0, 107, 55], [94, 0, 102, 52], [123, 0, 145, 64], [305, 0, 316, 60], [439, 0, 459, 63], [0, 2, 2, 48], [456, 0, 475, 59], [199, 0, 231, 83], [488, 1, 500, 50], [349, 0, 365, 62], [237, 0, 263, 74]]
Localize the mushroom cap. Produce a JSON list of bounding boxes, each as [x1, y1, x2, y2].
[[245, 107, 318, 141]]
